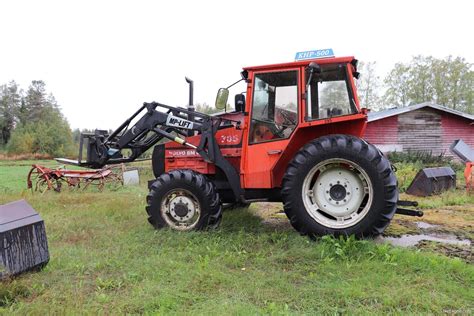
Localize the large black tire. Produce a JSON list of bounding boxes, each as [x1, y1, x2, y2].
[[146, 169, 222, 231], [281, 134, 398, 237]]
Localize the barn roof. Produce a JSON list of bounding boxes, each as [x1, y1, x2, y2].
[[367, 102, 474, 122]]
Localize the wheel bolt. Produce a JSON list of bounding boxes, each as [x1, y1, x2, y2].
[[337, 181, 340, 184], [343, 199, 347, 202], [336, 202, 339, 204], [329, 183, 333, 187], [326, 191, 329, 194], [347, 192, 350, 195]]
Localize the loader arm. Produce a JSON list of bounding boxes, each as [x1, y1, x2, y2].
[[56, 101, 244, 201]]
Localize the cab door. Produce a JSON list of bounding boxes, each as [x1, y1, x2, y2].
[[242, 68, 300, 188]]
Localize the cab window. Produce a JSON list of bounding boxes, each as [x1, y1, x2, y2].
[[250, 70, 298, 143], [306, 64, 357, 120]]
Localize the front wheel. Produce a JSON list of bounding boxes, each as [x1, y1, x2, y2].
[[146, 169, 222, 231], [281, 134, 398, 237]]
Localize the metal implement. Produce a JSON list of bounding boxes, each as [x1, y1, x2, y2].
[[27, 164, 124, 193], [450, 139, 474, 163], [450, 139, 474, 193], [406, 167, 456, 196], [0, 200, 49, 278], [56, 101, 244, 202], [464, 162, 474, 193], [396, 200, 423, 217]]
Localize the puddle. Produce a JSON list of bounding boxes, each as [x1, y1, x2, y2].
[[380, 234, 471, 248], [415, 221, 440, 229]]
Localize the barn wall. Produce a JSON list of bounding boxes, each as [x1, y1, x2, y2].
[[442, 113, 474, 160], [398, 108, 443, 154], [365, 107, 474, 161], [364, 116, 400, 151]]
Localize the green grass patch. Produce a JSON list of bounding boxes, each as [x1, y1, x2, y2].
[[413, 191, 474, 209], [0, 160, 473, 314]]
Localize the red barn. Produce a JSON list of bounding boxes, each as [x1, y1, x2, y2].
[[365, 103, 474, 160]]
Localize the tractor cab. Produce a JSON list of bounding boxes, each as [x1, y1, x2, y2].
[[215, 57, 363, 144]]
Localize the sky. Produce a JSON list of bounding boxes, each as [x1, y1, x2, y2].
[[0, 0, 473, 129]]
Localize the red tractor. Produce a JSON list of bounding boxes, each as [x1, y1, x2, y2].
[[59, 56, 419, 237]]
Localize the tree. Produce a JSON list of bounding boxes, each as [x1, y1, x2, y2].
[[0, 81, 21, 145], [195, 102, 224, 114], [356, 61, 382, 110], [320, 81, 348, 110], [7, 80, 75, 157], [383, 62, 411, 107], [432, 56, 473, 112], [384, 56, 473, 113], [21, 80, 48, 124]]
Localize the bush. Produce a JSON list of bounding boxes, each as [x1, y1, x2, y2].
[[387, 150, 452, 165], [7, 114, 75, 157], [393, 162, 423, 191]]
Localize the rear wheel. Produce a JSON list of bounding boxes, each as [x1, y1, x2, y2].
[[146, 169, 222, 231], [281, 134, 398, 237]]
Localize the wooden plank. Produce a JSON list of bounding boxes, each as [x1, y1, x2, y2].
[[398, 108, 442, 154]]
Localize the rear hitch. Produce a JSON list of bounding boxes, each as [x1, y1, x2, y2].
[[396, 207, 424, 217], [395, 200, 423, 217]]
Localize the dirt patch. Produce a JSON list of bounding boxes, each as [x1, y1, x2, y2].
[[252, 202, 292, 231], [384, 218, 419, 236], [417, 240, 473, 264], [382, 233, 470, 247], [253, 202, 474, 262], [383, 204, 474, 262], [63, 232, 90, 245]]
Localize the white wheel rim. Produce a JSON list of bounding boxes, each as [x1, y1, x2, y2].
[[301, 158, 373, 229], [161, 189, 201, 231]]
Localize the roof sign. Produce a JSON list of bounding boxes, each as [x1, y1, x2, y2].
[[295, 49, 334, 61]]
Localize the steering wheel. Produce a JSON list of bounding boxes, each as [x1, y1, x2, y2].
[[278, 110, 297, 126]]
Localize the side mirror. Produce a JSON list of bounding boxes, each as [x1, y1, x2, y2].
[[235, 94, 245, 112], [215, 88, 229, 110], [308, 62, 321, 74], [306, 62, 322, 87]]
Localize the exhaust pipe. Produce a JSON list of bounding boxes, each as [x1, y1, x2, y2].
[[185, 77, 194, 137]]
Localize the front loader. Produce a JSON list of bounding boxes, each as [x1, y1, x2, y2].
[[58, 56, 414, 237]]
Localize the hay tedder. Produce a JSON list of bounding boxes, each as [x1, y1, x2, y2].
[[57, 54, 420, 237], [27, 164, 123, 193]]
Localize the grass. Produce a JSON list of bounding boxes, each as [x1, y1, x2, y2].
[[0, 161, 473, 314]]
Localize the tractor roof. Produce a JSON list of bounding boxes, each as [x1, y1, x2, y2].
[[243, 56, 355, 72]]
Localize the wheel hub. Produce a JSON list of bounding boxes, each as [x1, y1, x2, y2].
[[169, 195, 196, 222], [173, 203, 189, 217], [329, 184, 346, 201]]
